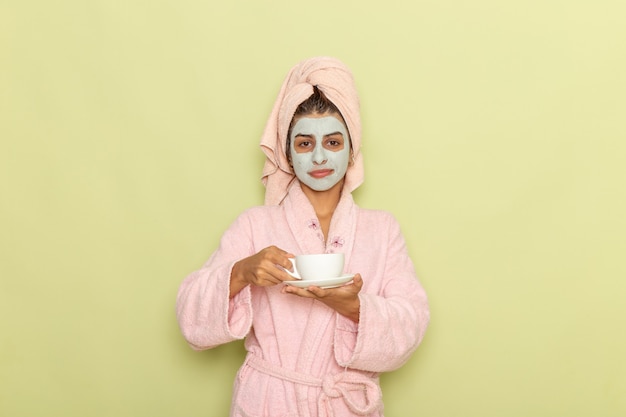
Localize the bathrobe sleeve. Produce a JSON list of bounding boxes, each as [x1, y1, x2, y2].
[[334, 212, 430, 372], [176, 211, 256, 351]]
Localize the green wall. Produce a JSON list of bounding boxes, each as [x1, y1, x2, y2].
[[1, 1, 625, 416]]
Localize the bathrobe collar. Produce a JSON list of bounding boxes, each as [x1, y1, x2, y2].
[[283, 181, 357, 270]]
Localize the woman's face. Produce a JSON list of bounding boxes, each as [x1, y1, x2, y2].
[[289, 113, 351, 192]]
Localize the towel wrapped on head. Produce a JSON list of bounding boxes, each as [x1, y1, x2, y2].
[[260, 56, 364, 205]]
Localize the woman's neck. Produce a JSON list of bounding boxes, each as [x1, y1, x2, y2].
[[300, 180, 344, 240]]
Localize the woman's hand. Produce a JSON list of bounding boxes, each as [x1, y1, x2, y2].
[[282, 273, 363, 323], [229, 246, 295, 298]]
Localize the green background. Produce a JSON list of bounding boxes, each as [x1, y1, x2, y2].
[[1, 1, 625, 416]]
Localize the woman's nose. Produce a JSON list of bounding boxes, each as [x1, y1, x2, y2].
[[312, 143, 327, 164]]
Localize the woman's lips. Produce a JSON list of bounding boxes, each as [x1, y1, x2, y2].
[[308, 169, 334, 179]]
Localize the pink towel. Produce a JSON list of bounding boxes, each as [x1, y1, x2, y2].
[[260, 56, 365, 205]]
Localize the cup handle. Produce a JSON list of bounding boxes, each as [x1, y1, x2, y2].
[[286, 258, 301, 279]]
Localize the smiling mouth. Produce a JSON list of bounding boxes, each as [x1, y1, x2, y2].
[[308, 169, 334, 179]]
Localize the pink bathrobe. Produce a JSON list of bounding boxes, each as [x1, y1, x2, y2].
[[176, 182, 430, 417]]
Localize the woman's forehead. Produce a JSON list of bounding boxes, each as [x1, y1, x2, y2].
[[291, 115, 349, 136]]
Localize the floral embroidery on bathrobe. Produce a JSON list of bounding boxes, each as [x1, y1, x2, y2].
[[176, 182, 429, 416]]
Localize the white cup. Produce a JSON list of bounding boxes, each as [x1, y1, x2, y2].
[[287, 253, 344, 280]]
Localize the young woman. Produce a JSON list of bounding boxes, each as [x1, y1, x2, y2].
[[176, 57, 429, 417]]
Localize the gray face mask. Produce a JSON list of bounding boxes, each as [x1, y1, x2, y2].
[[289, 116, 351, 191]]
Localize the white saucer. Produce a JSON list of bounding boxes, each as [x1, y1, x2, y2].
[[284, 274, 355, 289]]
